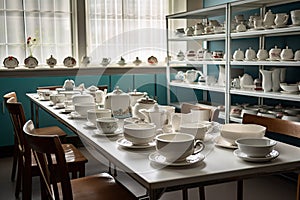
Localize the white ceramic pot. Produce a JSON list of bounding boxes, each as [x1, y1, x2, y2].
[[233, 48, 244, 61], [263, 10, 275, 27], [256, 49, 268, 60], [245, 47, 256, 61], [291, 9, 300, 25], [280, 46, 293, 60], [269, 46, 281, 60]]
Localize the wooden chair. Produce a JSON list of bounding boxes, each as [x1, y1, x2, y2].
[[242, 113, 300, 200], [23, 119, 137, 200], [5, 97, 88, 200]]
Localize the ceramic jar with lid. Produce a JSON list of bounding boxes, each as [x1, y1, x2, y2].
[[280, 46, 294, 61], [245, 47, 256, 61], [236, 22, 247, 32], [269, 46, 281, 60], [132, 96, 156, 119], [233, 48, 244, 61], [257, 48, 268, 60]]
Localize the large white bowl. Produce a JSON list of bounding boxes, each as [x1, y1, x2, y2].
[[235, 138, 277, 157], [221, 123, 266, 144], [74, 102, 96, 116], [123, 123, 156, 145], [72, 94, 94, 104], [280, 83, 299, 92]]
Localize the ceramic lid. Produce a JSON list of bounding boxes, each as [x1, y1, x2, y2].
[[128, 89, 145, 96], [137, 96, 156, 104]]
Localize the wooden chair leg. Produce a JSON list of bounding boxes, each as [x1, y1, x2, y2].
[[237, 180, 243, 200], [11, 141, 18, 181], [199, 186, 205, 200], [14, 155, 22, 198], [297, 174, 300, 200]]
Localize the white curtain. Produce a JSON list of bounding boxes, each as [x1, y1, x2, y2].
[[88, 0, 169, 64]]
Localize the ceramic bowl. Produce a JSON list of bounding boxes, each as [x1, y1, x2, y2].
[[179, 123, 209, 140], [235, 138, 277, 157], [72, 94, 94, 104], [279, 83, 299, 92], [87, 109, 112, 125], [96, 117, 119, 133], [220, 123, 266, 144], [74, 102, 96, 116], [123, 123, 156, 145]]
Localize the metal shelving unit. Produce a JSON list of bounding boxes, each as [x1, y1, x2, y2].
[[166, 0, 300, 123]]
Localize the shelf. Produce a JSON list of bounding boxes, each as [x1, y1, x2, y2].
[[170, 60, 226, 66], [0, 65, 167, 78], [230, 60, 300, 66], [169, 33, 226, 42], [230, 89, 300, 102], [231, 0, 300, 12], [219, 111, 243, 123], [170, 81, 225, 93]]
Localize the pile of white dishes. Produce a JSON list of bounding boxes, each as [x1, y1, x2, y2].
[[220, 123, 266, 145], [234, 138, 279, 162], [279, 83, 299, 93]]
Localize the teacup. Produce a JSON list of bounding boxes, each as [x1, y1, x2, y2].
[[155, 133, 203, 162], [50, 93, 65, 105], [123, 123, 156, 145], [96, 117, 119, 134], [191, 108, 211, 122], [37, 89, 52, 100], [253, 18, 263, 28], [87, 109, 112, 125], [291, 10, 300, 25], [101, 57, 111, 66], [179, 123, 209, 140]]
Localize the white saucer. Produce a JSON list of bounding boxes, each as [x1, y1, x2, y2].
[[233, 149, 279, 162], [149, 152, 205, 166], [93, 128, 123, 137], [38, 97, 50, 101], [84, 121, 96, 128], [68, 112, 86, 119], [116, 138, 156, 149], [214, 136, 238, 149], [280, 90, 299, 94]]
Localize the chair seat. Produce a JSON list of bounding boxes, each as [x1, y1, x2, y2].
[[32, 126, 67, 137], [69, 173, 136, 200]]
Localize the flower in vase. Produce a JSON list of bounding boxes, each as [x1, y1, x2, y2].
[[26, 36, 38, 57]]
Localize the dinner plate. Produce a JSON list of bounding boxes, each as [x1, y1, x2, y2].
[[84, 121, 96, 128], [214, 136, 238, 149], [149, 151, 205, 166], [233, 149, 279, 162], [93, 128, 123, 137], [116, 138, 156, 149]]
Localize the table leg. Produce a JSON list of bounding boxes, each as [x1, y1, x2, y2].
[[148, 188, 165, 200], [199, 186, 205, 200], [34, 102, 39, 128], [237, 180, 243, 200], [30, 100, 34, 124], [182, 188, 188, 200]]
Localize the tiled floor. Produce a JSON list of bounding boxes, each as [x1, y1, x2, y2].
[[0, 147, 297, 200]]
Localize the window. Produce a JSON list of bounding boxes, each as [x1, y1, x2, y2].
[[0, 0, 73, 65], [87, 0, 169, 64]]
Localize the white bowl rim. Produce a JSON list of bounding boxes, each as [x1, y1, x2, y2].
[[124, 123, 156, 130], [96, 117, 118, 122], [221, 123, 266, 133], [235, 138, 277, 147]]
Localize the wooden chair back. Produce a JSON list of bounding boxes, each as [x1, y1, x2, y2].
[[3, 92, 17, 105], [242, 113, 300, 200], [23, 120, 73, 200]]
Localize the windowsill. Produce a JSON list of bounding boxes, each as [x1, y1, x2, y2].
[[0, 64, 168, 78]]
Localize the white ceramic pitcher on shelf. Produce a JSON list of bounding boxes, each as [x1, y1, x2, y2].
[[271, 68, 281, 92], [259, 69, 273, 92]]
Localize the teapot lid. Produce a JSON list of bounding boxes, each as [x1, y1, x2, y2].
[[111, 86, 124, 95], [87, 85, 98, 92], [128, 89, 145, 96], [137, 96, 156, 104]]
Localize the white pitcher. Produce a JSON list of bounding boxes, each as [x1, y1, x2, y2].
[[260, 69, 273, 92]]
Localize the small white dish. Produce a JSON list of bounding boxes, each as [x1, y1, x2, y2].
[[280, 90, 299, 94], [53, 103, 65, 109], [149, 151, 205, 166], [68, 112, 86, 119], [233, 149, 279, 162], [116, 138, 156, 149], [214, 135, 238, 149], [84, 121, 96, 128], [94, 128, 123, 137]]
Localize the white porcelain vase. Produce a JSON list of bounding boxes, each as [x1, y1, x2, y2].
[[271, 68, 281, 92], [259, 69, 273, 92]]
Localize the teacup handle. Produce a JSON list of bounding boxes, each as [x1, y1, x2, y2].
[[193, 140, 205, 154]]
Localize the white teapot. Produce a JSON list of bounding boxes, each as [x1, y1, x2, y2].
[[140, 104, 167, 130], [185, 69, 202, 83], [263, 10, 275, 27], [132, 96, 156, 119], [104, 86, 131, 118], [239, 74, 254, 89], [63, 79, 75, 91]]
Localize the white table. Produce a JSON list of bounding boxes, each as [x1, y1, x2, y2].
[[26, 93, 300, 200]]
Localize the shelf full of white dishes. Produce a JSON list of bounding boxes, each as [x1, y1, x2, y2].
[[230, 60, 300, 66], [170, 81, 225, 93], [230, 88, 300, 102]]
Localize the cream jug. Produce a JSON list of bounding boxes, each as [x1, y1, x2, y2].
[[104, 86, 131, 118], [274, 13, 289, 26], [140, 104, 167, 130], [263, 10, 275, 27]]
